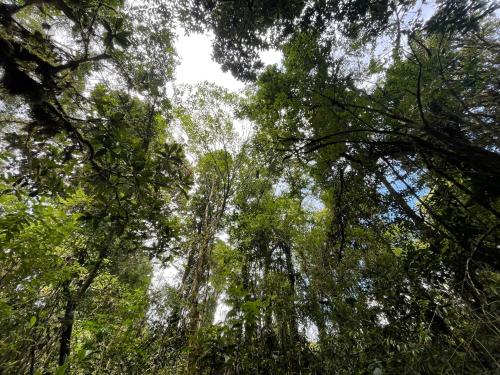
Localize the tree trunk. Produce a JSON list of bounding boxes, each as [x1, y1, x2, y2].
[[58, 294, 75, 367]]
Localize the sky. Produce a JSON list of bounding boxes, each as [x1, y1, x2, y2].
[[174, 32, 243, 90], [174, 31, 282, 91]]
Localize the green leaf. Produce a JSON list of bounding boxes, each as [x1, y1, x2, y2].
[[392, 247, 404, 257], [55, 363, 68, 375]]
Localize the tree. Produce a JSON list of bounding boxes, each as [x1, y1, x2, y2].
[[1, 1, 499, 373], [177, 0, 417, 80], [147, 83, 248, 373], [0, 1, 191, 372]]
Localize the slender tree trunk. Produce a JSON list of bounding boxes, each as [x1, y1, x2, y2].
[[282, 242, 301, 372], [261, 239, 275, 373], [58, 292, 75, 367], [29, 342, 36, 375], [185, 239, 211, 374], [282, 242, 299, 342], [56, 233, 113, 370]]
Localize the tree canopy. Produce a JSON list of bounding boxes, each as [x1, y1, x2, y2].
[[1, 0, 499, 374]]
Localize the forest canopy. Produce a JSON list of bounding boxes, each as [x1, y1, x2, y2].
[[0, 0, 499, 374]]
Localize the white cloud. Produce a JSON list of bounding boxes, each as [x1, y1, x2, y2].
[[175, 32, 244, 91], [260, 48, 282, 67], [175, 31, 282, 91]]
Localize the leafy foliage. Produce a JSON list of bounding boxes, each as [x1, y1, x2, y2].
[[1, 0, 499, 374]]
